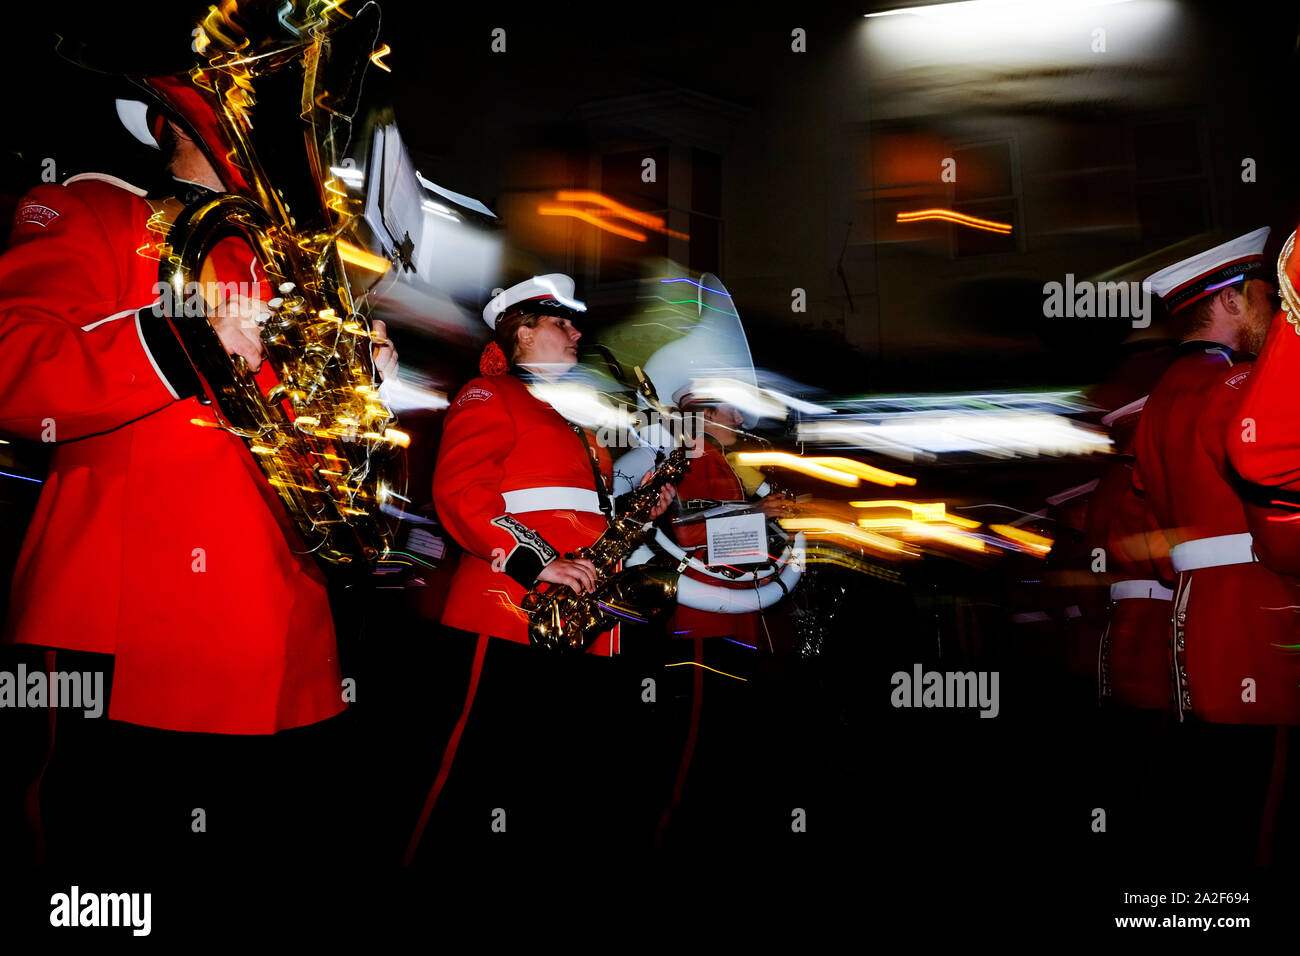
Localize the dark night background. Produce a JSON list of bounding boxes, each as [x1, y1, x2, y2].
[[0, 0, 1297, 937]]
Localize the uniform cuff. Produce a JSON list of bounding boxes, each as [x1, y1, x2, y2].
[[490, 514, 559, 587], [135, 306, 202, 400], [504, 546, 550, 588]]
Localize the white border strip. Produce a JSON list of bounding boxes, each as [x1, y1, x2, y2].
[[82, 306, 148, 333]]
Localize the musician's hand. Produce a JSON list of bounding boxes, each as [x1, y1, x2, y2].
[[372, 319, 399, 380], [758, 493, 796, 518], [537, 556, 599, 594], [649, 483, 676, 519], [212, 293, 268, 373], [638, 468, 677, 520]]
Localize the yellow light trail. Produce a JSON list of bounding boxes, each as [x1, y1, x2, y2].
[[369, 43, 392, 72], [856, 518, 986, 552], [664, 661, 748, 681], [136, 206, 174, 260], [780, 517, 920, 557], [735, 452, 916, 488], [850, 499, 982, 528], [896, 208, 1012, 234], [990, 523, 1053, 555], [801, 545, 906, 581], [337, 239, 391, 273]]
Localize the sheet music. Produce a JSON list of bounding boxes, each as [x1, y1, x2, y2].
[[363, 124, 425, 271]]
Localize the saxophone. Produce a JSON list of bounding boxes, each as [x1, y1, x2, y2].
[[138, 3, 406, 569], [522, 447, 690, 653]]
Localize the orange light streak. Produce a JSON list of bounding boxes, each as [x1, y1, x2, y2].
[[537, 206, 647, 242], [555, 190, 666, 229], [488, 589, 529, 619], [541, 190, 690, 240], [896, 208, 1012, 234]]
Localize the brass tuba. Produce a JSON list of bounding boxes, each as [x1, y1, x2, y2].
[[138, 2, 406, 568], [522, 447, 690, 653]]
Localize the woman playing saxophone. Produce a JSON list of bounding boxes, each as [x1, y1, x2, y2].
[[406, 274, 673, 854]]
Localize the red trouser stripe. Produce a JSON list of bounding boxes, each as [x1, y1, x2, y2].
[[403, 633, 490, 866], [655, 636, 705, 846]]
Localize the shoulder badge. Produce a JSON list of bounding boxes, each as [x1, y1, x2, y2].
[[456, 386, 494, 407], [15, 201, 59, 228]]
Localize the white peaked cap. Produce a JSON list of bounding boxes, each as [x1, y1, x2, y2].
[[115, 99, 159, 149], [482, 273, 586, 329], [642, 273, 762, 424], [1145, 226, 1271, 314]]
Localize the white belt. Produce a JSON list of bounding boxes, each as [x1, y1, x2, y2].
[[502, 486, 603, 515], [1109, 579, 1174, 601], [1169, 533, 1257, 573]]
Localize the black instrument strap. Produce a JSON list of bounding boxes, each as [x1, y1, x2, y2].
[[514, 366, 614, 520], [568, 422, 614, 520]]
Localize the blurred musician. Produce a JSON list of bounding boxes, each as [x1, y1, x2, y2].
[[406, 274, 672, 856], [1133, 228, 1300, 865]]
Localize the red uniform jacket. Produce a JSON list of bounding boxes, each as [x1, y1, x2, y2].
[[1228, 309, 1300, 577], [434, 372, 618, 654], [1230, 308, 1300, 493], [0, 176, 343, 734], [1086, 459, 1172, 709], [1079, 345, 1179, 705], [669, 437, 760, 642], [1134, 342, 1300, 724]]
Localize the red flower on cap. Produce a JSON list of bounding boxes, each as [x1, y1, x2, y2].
[[479, 341, 508, 376]]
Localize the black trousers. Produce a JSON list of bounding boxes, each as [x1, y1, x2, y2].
[[647, 635, 843, 849], [1, 646, 363, 877], [406, 631, 661, 856], [403, 628, 844, 858]]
